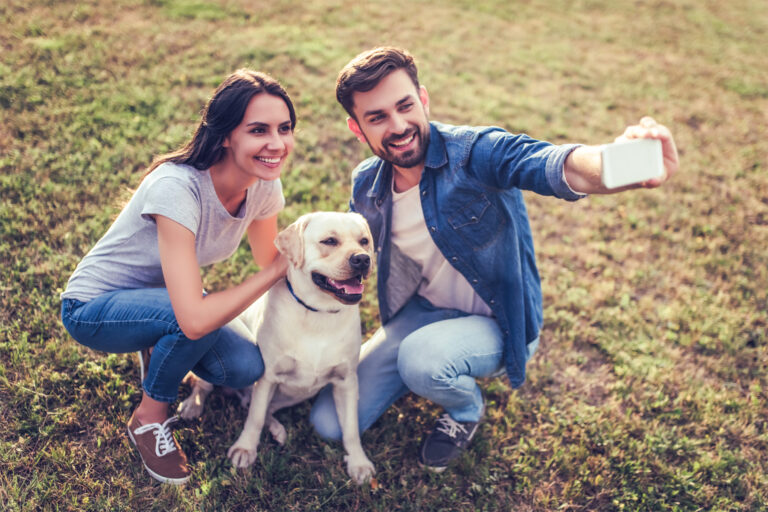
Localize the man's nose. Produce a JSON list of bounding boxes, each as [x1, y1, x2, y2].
[[389, 113, 408, 135]]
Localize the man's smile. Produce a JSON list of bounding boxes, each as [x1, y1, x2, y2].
[[387, 131, 417, 151]]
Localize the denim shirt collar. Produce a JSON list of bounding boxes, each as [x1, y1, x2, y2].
[[366, 123, 447, 203]]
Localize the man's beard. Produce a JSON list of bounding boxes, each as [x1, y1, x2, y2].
[[374, 123, 430, 169]]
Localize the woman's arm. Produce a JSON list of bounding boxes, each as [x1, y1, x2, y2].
[[246, 214, 280, 268], [155, 214, 287, 340]]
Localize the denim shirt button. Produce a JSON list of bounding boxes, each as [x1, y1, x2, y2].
[[472, 279, 478, 284], [451, 256, 458, 262], [421, 190, 427, 196], [430, 226, 436, 232], [490, 299, 495, 305]]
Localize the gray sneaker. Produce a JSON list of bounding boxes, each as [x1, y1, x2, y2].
[[418, 413, 480, 472]]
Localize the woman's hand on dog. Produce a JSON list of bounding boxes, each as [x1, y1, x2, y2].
[[264, 252, 289, 281]]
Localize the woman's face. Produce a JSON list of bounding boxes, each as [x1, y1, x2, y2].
[[222, 93, 295, 181]]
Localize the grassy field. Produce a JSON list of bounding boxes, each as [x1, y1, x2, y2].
[[2, 0, 768, 510]]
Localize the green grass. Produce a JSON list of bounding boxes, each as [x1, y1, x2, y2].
[[2, 0, 768, 509]]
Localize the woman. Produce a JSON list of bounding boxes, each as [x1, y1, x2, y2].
[[60, 69, 296, 484]]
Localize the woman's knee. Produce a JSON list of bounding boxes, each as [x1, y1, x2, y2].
[[223, 351, 265, 389]]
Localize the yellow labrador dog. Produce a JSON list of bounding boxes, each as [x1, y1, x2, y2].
[[181, 212, 376, 484]]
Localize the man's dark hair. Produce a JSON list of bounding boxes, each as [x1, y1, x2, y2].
[[336, 46, 420, 118]]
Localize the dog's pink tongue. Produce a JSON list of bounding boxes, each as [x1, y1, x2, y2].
[[328, 277, 364, 294]]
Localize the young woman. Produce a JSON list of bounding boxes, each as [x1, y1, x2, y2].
[[60, 70, 296, 484]]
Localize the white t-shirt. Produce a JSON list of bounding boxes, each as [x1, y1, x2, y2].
[[62, 162, 284, 302], [390, 183, 493, 317]]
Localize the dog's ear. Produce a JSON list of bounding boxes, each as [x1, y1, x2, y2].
[[355, 213, 375, 258], [275, 215, 309, 268]]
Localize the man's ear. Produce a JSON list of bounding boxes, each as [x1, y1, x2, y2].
[[274, 215, 309, 268], [347, 117, 367, 144], [419, 85, 430, 117]]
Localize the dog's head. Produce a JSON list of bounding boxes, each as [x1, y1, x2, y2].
[[275, 212, 374, 305]]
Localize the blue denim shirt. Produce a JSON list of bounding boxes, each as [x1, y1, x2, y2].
[[350, 121, 583, 388]]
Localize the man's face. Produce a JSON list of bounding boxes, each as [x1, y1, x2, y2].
[[347, 69, 431, 170]]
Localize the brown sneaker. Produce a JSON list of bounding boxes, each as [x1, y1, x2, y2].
[[137, 348, 151, 383], [127, 412, 191, 484]]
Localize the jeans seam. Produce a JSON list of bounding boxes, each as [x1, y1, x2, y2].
[[202, 342, 229, 385], [144, 333, 188, 403]]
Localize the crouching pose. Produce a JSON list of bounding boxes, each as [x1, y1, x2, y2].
[[310, 46, 679, 472], [61, 69, 296, 484]]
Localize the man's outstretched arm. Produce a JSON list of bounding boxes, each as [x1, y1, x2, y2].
[[564, 116, 679, 195]]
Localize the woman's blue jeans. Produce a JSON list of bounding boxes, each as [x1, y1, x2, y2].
[[310, 295, 538, 440], [61, 288, 264, 403]]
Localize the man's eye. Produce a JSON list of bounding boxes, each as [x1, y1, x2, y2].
[[399, 103, 413, 112], [321, 238, 338, 246]]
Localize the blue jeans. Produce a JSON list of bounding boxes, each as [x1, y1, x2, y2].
[[310, 295, 539, 440], [61, 288, 264, 403]]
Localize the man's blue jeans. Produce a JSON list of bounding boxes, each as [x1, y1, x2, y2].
[[61, 288, 264, 403], [310, 295, 539, 440]]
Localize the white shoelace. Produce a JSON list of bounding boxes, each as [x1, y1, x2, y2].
[[435, 414, 469, 439], [133, 416, 179, 457]]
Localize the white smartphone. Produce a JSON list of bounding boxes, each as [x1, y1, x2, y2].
[[601, 138, 664, 189]]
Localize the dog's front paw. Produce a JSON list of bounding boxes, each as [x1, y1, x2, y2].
[[177, 395, 204, 420], [227, 439, 259, 468], [345, 454, 375, 485]]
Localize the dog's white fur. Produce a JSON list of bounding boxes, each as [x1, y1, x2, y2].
[[179, 212, 375, 484]]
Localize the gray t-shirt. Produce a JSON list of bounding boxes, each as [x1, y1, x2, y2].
[[62, 162, 285, 302]]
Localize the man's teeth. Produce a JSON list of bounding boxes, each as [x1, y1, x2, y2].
[[391, 134, 414, 147]]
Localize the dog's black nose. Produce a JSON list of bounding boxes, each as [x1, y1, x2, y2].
[[349, 253, 370, 271]]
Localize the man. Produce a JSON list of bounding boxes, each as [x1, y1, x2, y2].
[[310, 46, 678, 472]]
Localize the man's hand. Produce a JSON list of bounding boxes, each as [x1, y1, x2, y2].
[[564, 117, 679, 194], [614, 116, 679, 189]]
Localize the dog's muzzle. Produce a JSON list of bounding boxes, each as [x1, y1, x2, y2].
[[311, 253, 371, 304]]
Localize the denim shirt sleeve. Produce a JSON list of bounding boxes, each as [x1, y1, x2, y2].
[[545, 143, 587, 201], [469, 129, 586, 201]]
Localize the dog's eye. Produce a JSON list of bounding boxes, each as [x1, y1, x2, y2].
[[320, 237, 338, 246], [360, 238, 369, 246]]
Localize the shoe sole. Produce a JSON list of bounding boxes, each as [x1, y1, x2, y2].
[[418, 461, 448, 473], [137, 350, 147, 383], [126, 426, 191, 485]]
